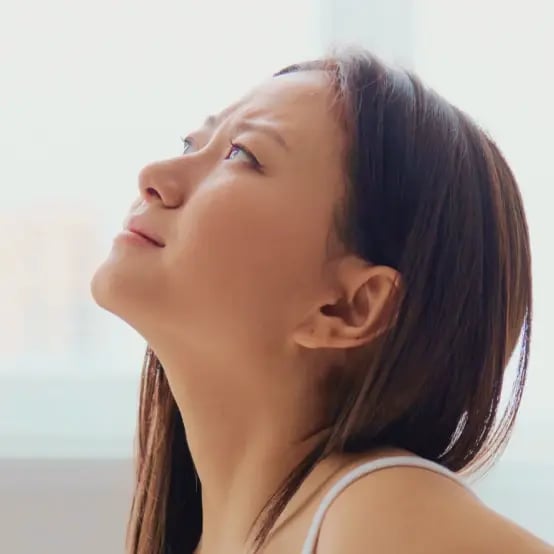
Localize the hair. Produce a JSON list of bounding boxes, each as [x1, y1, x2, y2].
[[126, 48, 532, 553]]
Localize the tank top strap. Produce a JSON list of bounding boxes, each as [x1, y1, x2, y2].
[[300, 455, 473, 554]]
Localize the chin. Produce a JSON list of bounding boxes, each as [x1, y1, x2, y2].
[[90, 255, 169, 342], [90, 258, 126, 315], [89, 252, 142, 315]]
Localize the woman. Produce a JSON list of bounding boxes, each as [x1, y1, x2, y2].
[[90, 49, 553, 553]]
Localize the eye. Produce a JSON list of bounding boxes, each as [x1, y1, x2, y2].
[[179, 137, 262, 170], [180, 136, 194, 155], [226, 143, 249, 161], [225, 142, 261, 168]]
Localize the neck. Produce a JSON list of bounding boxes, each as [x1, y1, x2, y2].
[[151, 340, 324, 553]]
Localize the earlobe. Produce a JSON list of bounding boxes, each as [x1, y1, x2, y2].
[[293, 314, 334, 349], [293, 263, 401, 350]]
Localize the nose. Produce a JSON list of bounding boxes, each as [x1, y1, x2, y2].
[[138, 158, 186, 209]]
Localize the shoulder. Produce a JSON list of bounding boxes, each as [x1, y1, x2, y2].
[[316, 462, 554, 554]]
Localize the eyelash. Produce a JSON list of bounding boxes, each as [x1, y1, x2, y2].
[[180, 137, 262, 170]]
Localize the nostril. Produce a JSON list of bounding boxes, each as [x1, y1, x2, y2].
[[146, 187, 161, 199]]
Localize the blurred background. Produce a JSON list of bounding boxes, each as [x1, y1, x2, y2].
[[0, 0, 552, 552]]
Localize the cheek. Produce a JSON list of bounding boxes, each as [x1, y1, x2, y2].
[[164, 184, 329, 344]]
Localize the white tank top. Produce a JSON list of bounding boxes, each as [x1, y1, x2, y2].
[[300, 455, 474, 553]]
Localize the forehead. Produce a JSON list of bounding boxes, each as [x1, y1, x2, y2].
[[216, 70, 342, 150]]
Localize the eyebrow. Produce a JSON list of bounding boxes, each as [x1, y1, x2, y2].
[[203, 114, 290, 152]]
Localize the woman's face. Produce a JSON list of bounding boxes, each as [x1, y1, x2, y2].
[[91, 70, 347, 381]]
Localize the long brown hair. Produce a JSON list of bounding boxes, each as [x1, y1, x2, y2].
[[126, 49, 532, 553]]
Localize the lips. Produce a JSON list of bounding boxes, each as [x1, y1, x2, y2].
[[124, 216, 165, 247]]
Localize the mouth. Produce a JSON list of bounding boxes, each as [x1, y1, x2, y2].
[[127, 227, 165, 247]]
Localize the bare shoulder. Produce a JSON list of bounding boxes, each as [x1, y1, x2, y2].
[[317, 464, 554, 554]]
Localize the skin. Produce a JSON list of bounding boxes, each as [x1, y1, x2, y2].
[[90, 71, 553, 553]]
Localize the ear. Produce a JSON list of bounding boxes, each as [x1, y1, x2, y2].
[[293, 257, 401, 350]]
